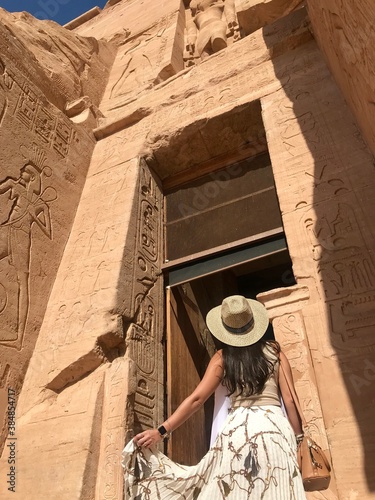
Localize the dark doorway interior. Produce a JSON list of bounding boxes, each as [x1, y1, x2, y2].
[[165, 248, 295, 465]]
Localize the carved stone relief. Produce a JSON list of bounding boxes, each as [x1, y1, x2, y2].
[[0, 152, 56, 347], [102, 9, 185, 113], [126, 159, 164, 433], [306, 0, 375, 153], [0, 46, 95, 457], [110, 32, 163, 99], [304, 202, 375, 352], [261, 40, 375, 495], [273, 313, 322, 429], [95, 358, 137, 500], [257, 287, 337, 497], [0, 53, 89, 352], [97, 9, 309, 132], [269, 98, 375, 356], [184, 0, 240, 66], [270, 65, 375, 354]]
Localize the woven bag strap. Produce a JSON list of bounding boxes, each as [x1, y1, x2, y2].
[[279, 354, 307, 428]]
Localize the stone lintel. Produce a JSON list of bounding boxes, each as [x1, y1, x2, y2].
[[64, 7, 102, 31], [257, 285, 310, 319]]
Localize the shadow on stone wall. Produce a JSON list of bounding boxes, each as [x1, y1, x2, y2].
[[263, 16, 375, 493]]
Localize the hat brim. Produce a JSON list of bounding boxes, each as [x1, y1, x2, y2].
[[206, 299, 269, 347]]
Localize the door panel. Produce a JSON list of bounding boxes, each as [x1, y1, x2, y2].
[[166, 272, 239, 464], [166, 286, 207, 465]]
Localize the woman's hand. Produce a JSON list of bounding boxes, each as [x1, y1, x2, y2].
[[133, 428, 163, 448]]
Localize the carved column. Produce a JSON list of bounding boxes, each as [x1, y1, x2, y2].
[[123, 159, 165, 437], [90, 158, 165, 500], [261, 34, 375, 495]]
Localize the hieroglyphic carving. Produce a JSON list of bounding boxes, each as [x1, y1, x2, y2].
[[15, 83, 38, 129], [53, 119, 76, 158], [126, 160, 163, 432], [34, 106, 55, 144], [14, 83, 76, 158], [267, 86, 363, 215], [264, 52, 375, 357], [185, 0, 240, 65], [272, 312, 328, 441], [329, 294, 375, 349], [0, 56, 16, 95], [0, 148, 57, 348], [2, 52, 80, 160], [3, 68, 16, 92], [129, 295, 156, 376], [96, 359, 135, 500], [134, 377, 156, 428], [304, 202, 375, 351]]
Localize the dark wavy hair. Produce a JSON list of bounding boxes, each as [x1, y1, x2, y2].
[[221, 340, 280, 397]]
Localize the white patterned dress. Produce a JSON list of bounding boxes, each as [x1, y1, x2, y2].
[[122, 405, 306, 499]]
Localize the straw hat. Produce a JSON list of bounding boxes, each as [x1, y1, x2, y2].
[[206, 295, 269, 347]]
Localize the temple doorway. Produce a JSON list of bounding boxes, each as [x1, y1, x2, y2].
[[164, 245, 295, 465], [161, 143, 294, 464]]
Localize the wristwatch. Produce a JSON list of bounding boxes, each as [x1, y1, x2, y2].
[[157, 425, 169, 439]]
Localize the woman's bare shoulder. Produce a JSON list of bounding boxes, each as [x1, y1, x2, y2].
[[264, 340, 281, 360], [212, 349, 223, 363], [208, 350, 223, 373]]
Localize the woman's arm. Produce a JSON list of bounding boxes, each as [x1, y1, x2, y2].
[[134, 351, 224, 448], [278, 350, 303, 436]]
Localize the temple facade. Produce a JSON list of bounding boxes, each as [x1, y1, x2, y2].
[[1, 1, 375, 498]]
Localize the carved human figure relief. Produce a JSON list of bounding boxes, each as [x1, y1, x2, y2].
[[0, 155, 56, 348], [186, 0, 240, 64], [110, 27, 168, 100]]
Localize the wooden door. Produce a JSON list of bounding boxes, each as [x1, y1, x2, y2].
[[166, 286, 209, 465], [165, 272, 238, 464]]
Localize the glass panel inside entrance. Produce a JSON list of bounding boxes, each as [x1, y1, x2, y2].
[[165, 153, 282, 261]]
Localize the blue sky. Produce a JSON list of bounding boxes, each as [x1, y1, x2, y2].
[[0, 0, 107, 25]]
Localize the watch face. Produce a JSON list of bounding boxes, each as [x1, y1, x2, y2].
[[158, 425, 167, 436]]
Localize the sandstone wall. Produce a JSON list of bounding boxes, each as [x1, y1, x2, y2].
[[306, 1, 375, 155], [0, 8, 114, 497], [8, 151, 164, 499], [1, 1, 375, 498], [0, 7, 113, 451], [261, 34, 375, 496]]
